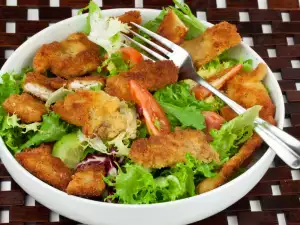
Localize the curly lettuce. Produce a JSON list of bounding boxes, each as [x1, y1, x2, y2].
[[198, 52, 253, 79], [21, 112, 70, 149], [154, 82, 216, 130], [211, 105, 261, 161], [105, 154, 217, 204]]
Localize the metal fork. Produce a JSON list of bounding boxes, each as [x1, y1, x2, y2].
[[123, 22, 300, 169]]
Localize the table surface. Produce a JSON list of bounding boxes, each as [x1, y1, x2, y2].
[[1, 0, 300, 224]]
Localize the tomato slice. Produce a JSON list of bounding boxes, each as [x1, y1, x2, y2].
[[120, 47, 143, 65], [129, 80, 171, 136], [202, 111, 225, 141]]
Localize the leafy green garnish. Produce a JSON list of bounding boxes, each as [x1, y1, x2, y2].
[[78, 0, 100, 34], [154, 82, 216, 130], [211, 105, 261, 161], [0, 114, 37, 153], [170, 0, 206, 40], [198, 52, 253, 79], [136, 123, 148, 139], [81, 147, 96, 160], [0, 70, 27, 123], [98, 52, 130, 76], [21, 112, 70, 149], [105, 154, 217, 204], [143, 9, 168, 33], [89, 83, 103, 91]]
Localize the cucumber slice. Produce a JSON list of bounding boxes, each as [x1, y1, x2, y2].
[[52, 132, 86, 169]]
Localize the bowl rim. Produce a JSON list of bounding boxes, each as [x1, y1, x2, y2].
[[0, 8, 284, 209]]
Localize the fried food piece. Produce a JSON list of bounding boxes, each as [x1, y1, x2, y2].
[[23, 72, 56, 101], [67, 75, 106, 90], [16, 144, 72, 191], [129, 129, 219, 168], [33, 32, 101, 79], [220, 106, 238, 121], [197, 134, 262, 194], [3, 93, 47, 123], [181, 21, 241, 68], [118, 10, 142, 25], [157, 10, 188, 45], [66, 164, 106, 197], [226, 63, 276, 124], [105, 60, 179, 101], [197, 63, 276, 194], [52, 90, 127, 139]]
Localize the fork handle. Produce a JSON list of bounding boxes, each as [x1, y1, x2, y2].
[[194, 73, 300, 169]]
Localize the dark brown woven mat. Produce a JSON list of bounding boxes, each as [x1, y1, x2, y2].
[[1, 0, 300, 224]]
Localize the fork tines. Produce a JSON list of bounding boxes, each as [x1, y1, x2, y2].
[[123, 22, 178, 61]]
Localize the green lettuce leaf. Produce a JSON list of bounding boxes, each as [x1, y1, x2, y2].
[[198, 52, 253, 79], [211, 105, 261, 161], [0, 69, 28, 123], [78, 0, 100, 34], [0, 114, 37, 153], [154, 82, 216, 130], [98, 52, 130, 76], [105, 154, 217, 204], [170, 0, 206, 39], [21, 112, 69, 149]]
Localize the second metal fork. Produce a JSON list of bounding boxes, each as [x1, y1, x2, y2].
[[123, 22, 300, 169]]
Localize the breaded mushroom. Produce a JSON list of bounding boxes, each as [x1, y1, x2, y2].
[[16, 144, 72, 191], [66, 164, 106, 197], [33, 32, 101, 79], [3, 93, 47, 123], [157, 10, 188, 45], [129, 129, 219, 169], [105, 60, 178, 101], [52, 90, 127, 139], [118, 10, 142, 25], [181, 21, 241, 69]]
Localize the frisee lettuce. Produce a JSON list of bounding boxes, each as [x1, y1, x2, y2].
[[78, 0, 100, 34], [0, 114, 38, 153], [154, 82, 216, 130], [211, 105, 261, 162], [105, 154, 217, 204], [0, 69, 29, 123]]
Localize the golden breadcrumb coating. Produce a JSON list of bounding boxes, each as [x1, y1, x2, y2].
[[3, 93, 47, 123], [157, 10, 188, 44], [181, 21, 241, 68], [118, 10, 142, 25], [129, 129, 219, 169], [105, 60, 178, 101], [66, 164, 106, 197], [16, 144, 72, 191], [52, 90, 127, 139], [33, 32, 101, 79]]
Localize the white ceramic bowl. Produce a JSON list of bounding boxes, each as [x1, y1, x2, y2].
[[0, 9, 284, 225]]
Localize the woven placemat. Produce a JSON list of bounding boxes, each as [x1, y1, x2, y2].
[[1, 0, 300, 224]]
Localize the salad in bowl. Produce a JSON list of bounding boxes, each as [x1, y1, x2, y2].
[[0, 0, 283, 224]]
